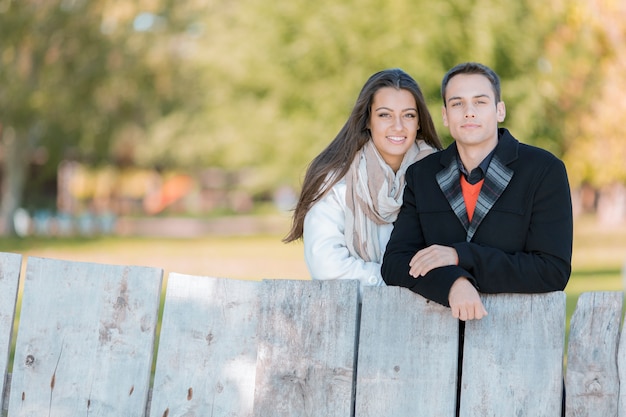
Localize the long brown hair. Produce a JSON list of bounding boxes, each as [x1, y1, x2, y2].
[[283, 68, 442, 242]]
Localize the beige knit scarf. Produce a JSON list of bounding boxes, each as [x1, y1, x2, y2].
[[345, 139, 435, 262]]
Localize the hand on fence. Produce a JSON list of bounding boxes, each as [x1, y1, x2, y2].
[[408, 244, 459, 278], [448, 277, 488, 321]]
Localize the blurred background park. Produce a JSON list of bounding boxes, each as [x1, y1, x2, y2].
[[1, 0, 626, 323]]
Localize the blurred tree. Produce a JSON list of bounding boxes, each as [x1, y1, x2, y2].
[[169, 0, 574, 193], [2, 0, 624, 231], [553, 0, 626, 188], [0, 0, 203, 235], [178, 0, 621, 199]]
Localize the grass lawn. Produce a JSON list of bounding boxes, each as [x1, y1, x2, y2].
[[567, 215, 626, 329], [1, 213, 625, 367], [1, 223, 310, 282], [3, 213, 624, 306]]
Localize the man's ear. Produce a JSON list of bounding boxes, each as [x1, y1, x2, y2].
[[441, 106, 449, 127], [496, 101, 506, 122]]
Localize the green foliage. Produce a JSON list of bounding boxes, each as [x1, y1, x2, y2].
[[166, 0, 624, 192], [1, 0, 625, 208], [0, 0, 204, 215]]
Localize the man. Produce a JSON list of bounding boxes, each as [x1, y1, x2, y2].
[[381, 62, 573, 321]]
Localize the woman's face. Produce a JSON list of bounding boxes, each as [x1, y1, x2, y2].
[[368, 87, 419, 172]]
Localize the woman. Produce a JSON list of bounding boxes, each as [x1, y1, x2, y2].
[[284, 68, 442, 297]]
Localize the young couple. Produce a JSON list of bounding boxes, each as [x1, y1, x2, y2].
[[284, 62, 573, 321]]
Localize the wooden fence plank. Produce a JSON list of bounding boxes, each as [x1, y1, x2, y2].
[[149, 273, 260, 417], [460, 292, 566, 417], [8, 257, 163, 417], [566, 291, 622, 417], [355, 286, 459, 417], [618, 295, 626, 417], [0, 252, 22, 414], [253, 279, 359, 417]]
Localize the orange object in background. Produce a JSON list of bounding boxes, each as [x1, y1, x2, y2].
[[143, 174, 194, 215]]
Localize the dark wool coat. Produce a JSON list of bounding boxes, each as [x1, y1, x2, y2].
[[382, 128, 573, 307]]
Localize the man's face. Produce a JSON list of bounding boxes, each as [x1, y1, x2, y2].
[[442, 73, 505, 152]]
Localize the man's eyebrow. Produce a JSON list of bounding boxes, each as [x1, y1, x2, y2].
[[446, 93, 491, 103]]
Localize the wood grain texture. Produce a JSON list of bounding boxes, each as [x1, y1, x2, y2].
[[149, 273, 260, 417], [0, 252, 22, 413], [8, 256, 163, 417], [618, 293, 626, 417], [566, 291, 622, 417], [460, 292, 566, 417], [0, 249, 620, 417], [355, 286, 459, 417], [253, 279, 359, 417]]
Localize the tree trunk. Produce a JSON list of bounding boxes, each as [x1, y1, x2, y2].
[[0, 126, 30, 236]]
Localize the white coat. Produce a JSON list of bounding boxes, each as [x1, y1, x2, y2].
[[303, 177, 390, 298]]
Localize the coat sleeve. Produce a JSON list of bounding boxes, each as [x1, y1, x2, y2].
[[303, 182, 385, 293]]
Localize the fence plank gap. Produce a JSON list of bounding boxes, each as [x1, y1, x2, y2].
[[0, 253, 22, 414]]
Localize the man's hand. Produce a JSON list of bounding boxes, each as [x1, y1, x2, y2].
[[448, 277, 488, 321], [409, 245, 459, 278]]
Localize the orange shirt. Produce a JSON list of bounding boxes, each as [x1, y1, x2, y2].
[[460, 176, 484, 221]]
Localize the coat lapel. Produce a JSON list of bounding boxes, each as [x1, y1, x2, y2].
[[436, 153, 470, 232], [466, 155, 514, 241], [436, 129, 517, 242]]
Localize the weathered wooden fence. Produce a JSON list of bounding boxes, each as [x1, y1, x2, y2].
[[0, 251, 623, 417]]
